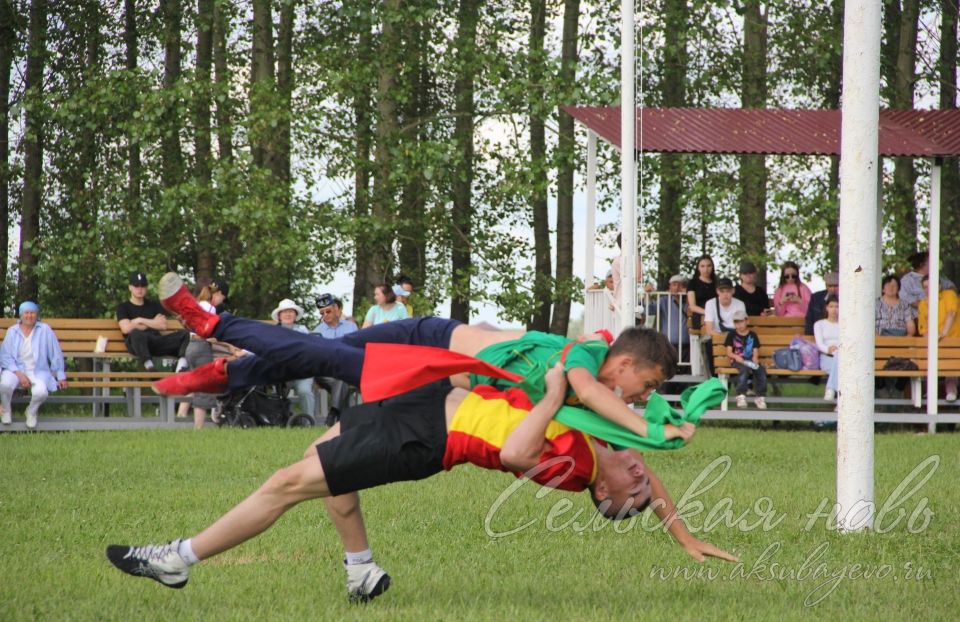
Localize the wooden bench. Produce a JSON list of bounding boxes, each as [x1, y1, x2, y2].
[[0, 317, 188, 419], [711, 323, 960, 410]]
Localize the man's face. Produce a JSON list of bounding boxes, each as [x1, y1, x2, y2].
[[605, 275, 614, 291], [600, 358, 665, 404], [826, 282, 839, 296], [717, 287, 734, 304], [20, 310, 38, 327], [129, 284, 146, 299], [668, 281, 682, 295], [595, 449, 651, 516], [320, 304, 340, 325], [740, 271, 756, 285]]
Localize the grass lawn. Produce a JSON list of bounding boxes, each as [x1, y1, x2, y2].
[[0, 424, 957, 621]]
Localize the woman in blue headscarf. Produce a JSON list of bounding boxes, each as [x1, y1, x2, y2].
[[0, 301, 68, 429]]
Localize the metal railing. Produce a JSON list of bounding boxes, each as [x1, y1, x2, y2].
[[583, 288, 695, 371]]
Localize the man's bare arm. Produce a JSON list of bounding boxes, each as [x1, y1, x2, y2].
[[141, 314, 169, 331], [646, 465, 738, 563], [566, 368, 693, 442], [500, 364, 567, 472]]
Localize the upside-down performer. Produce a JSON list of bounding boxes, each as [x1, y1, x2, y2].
[[107, 363, 737, 602]]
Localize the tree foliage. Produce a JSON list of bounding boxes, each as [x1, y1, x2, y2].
[[0, 0, 956, 328]]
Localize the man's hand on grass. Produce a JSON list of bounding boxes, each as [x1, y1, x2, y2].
[[680, 536, 739, 563]]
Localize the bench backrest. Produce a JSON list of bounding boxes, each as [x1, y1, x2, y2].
[[0, 317, 185, 357], [713, 328, 960, 371]]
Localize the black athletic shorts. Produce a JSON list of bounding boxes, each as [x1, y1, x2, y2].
[[316, 382, 451, 496]]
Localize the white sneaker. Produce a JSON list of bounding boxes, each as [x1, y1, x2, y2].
[[1, 408, 10, 425], [735, 395, 747, 408], [176, 357, 189, 373], [823, 388, 836, 401], [105, 539, 190, 588], [25, 412, 37, 429], [946, 392, 957, 402], [755, 397, 767, 410], [345, 560, 391, 603]]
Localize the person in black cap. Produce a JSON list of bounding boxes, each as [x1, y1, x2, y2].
[[703, 278, 747, 338], [116, 271, 191, 371], [312, 293, 359, 426], [733, 261, 771, 317]]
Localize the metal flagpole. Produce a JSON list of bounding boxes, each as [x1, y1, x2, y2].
[[619, 0, 636, 333], [836, 0, 881, 533]]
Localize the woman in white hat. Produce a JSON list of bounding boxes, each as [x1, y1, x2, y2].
[[272, 298, 315, 418]]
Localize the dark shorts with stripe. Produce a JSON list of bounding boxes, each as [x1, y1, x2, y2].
[[316, 382, 451, 496]]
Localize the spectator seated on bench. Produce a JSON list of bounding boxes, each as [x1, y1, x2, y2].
[[918, 275, 960, 401], [813, 295, 840, 401], [0, 301, 68, 429], [117, 271, 190, 372]]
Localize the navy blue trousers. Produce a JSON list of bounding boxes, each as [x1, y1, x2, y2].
[[217, 316, 462, 390]]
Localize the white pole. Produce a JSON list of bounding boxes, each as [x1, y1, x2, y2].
[[836, 0, 880, 533], [585, 131, 598, 293], [927, 159, 942, 427], [619, 0, 636, 332]]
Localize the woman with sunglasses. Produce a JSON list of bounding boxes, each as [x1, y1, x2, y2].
[[772, 261, 812, 317]]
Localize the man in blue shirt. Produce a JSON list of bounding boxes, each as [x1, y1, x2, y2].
[[313, 294, 358, 425]]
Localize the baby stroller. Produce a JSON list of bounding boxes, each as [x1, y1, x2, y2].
[[216, 383, 316, 428]]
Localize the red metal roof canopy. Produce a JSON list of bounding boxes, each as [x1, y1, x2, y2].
[[563, 107, 960, 157]]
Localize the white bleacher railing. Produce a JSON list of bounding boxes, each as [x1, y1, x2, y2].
[[583, 288, 695, 373]]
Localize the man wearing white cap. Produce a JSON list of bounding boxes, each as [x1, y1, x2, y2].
[[0, 301, 68, 429]]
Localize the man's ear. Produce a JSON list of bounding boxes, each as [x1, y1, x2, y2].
[[593, 477, 609, 501]]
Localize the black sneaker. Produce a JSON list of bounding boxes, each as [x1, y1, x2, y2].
[[106, 539, 190, 588]]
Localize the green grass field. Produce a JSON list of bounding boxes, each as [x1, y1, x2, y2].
[[1, 425, 957, 621]]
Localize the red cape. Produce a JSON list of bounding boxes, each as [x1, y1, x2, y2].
[[360, 343, 523, 402]]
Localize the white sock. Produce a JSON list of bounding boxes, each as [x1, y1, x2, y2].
[[178, 538, 200, 565], [144, 360, 155, 371], [344, 548, 373, 565], [176, 357, 189, 372]]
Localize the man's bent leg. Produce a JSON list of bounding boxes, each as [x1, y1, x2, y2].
[[339, 317, 462, 350], [214, 314, 366, 386], [190, 455, 332, 560], [225, 355, 298, 390], [124, 331, 153, 365], [106, 454, 332, 589]]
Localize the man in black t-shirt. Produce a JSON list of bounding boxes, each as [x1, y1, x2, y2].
[[117, 272, 190, 371], [733, 261, 771, 317]]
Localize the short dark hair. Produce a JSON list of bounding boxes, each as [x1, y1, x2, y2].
[[908, 251, 928, 270], [881, 274, 900, 291], [397, 274, 414, 287], [587, 484, 652, 521], [375, 284, 396, 304], [607, 327, 678, 379]]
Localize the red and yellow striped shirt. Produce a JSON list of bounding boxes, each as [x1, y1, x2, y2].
[[442, 385, 599, 491]]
